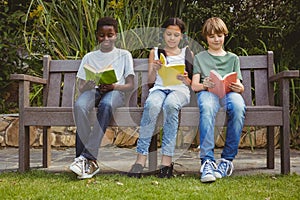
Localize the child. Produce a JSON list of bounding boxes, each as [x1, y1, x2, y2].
[[69, 17, 135, 179], [191, 17, 246, 183], [128, 17, 193, 178]]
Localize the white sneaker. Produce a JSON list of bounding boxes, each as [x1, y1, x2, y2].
[[69, 155, 86, 176], [77, 159, 100, 179]]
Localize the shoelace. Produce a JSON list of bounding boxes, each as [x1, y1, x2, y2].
[[200, 160, 216, 174], [79, 157, 87, 174], [217, 158, 234, 176]]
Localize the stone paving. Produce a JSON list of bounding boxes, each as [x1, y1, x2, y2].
[[0, 146, 299, 176]]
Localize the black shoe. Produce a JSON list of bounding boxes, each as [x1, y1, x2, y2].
[[158, 163, 174, 178], [127, 163, 144, 178]]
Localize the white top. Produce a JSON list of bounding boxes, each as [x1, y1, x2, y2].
[[150, 47, 190, 99], [77, 47, 135, 85]]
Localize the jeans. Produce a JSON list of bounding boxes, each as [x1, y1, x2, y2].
[[137, 89, 190, 157], [74, 89, 124, 160], [197, 91, 246, 164]]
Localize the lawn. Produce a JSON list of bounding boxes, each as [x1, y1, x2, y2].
[[0, 170, 299, 199]]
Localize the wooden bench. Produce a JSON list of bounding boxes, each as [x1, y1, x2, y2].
[[11, 51, 299, 174]]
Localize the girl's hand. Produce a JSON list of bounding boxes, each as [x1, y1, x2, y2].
[[152, 60, 162, 71], [177, 71, 191, 85], [229, 81, 244, 93], [98, 84, 115, 93], [203, 77, 215, 90]]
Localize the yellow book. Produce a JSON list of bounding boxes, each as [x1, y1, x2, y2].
[[84, 64, 117, 85], [158, 53, 185, 86]]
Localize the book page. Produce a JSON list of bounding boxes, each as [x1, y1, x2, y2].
[[158, 53, 185, 86], [208, 70, 237, 98], [84, 64, 97, 81], [223, 72, 237, 94], [84, 64, 117, 84]]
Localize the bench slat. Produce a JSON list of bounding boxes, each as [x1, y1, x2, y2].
[[62, 73, 76, 107], [47, 73, 62, 106], [254, 69, 269, 105], [239, 55, 268, 69], [241, 69, 253, 106], [50, 60, 81, 72], [22, 106, 283, 126]]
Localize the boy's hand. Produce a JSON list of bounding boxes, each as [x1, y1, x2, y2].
[[82, 80, 96, 91], [98, 84, 115, 93], [203, 77, 215, 90], [229, 82, 244, 93]]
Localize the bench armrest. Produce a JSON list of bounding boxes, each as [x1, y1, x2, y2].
[[10, 74, 47, 84], [269, 70, 299, 82]]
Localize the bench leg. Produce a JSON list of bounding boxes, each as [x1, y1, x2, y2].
[[280, 79, 291, 174], [42, 126, 51, 168], [266, 126, 275, 169], [19, 126, 30, 172], [281, 125, 290, 174], [148, 134, 158, 171]]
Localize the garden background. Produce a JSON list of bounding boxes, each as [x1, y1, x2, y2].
[[0, 0, 299, 148]]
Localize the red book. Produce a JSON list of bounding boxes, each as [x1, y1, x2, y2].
[[208, 70, 237, 98]]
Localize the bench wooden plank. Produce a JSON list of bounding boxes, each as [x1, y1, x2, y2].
[[62, 73, 76, 107], [47, 73, 62, 106], [254, 69, 269, 105], [22, 106, 283, 127], [241, 69, 252, 106]]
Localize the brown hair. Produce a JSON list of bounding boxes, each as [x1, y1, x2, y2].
[[201, 17, 228, 39]]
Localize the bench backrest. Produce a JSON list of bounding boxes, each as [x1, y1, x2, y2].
[[42, 51, 274, 108]]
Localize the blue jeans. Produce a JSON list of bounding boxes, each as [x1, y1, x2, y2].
[[197, 91, 246, 164], [137, 89, 190, 157], [74, 89, 124, 160]]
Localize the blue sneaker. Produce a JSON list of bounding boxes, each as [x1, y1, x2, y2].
[[200, 160, 217, 183], [214, 158, 234, 179]]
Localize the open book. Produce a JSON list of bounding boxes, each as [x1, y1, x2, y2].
[[208, 70, 237, 98], [84, 64, 117, 85], [158, 53, 185, 86]]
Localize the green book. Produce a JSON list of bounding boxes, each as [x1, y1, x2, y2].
[[84, 64, 117, 85]]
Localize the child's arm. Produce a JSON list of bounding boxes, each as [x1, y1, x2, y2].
[[77, 79, 96, 93], [177, 50, 194, 86], [177, 72, 191, 86], [191, 74, 211, 92], [147, 49, 161, 88], [102, 74, 134, 92]]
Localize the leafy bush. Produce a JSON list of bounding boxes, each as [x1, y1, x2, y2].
[[0, 1, 42, 113]]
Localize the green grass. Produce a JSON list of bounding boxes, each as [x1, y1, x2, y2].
[[0, 171, 299, 199]]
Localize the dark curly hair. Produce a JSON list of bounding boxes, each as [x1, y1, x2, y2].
[[96, 17, 118, 33]]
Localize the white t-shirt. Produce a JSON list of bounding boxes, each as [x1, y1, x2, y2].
[[77, 47, 134, 85], [150, 47, 190, 99]]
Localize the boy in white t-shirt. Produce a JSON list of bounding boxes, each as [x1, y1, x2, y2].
[[70, 17, 135, 179]]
